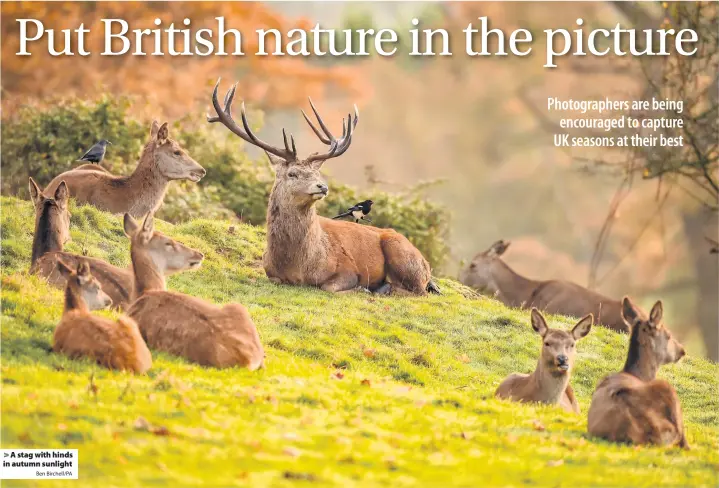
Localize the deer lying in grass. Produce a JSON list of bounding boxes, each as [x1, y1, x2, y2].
[[53, 260, 152, 374], [588, 298, 688, 448], [28, 177, 201, 310], [208, 79, 437, 295], [460, 240, 627, 332], [43, 121, 205, 217], [124, 213, 264, 369], [495, 309, 593, 413]]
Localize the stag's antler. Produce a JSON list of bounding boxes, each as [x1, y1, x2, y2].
[[207, 78, 297, 161], [302, 98, 359, 166]]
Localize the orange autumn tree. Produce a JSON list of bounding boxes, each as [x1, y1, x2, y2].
[[1, 2, 363, 116]]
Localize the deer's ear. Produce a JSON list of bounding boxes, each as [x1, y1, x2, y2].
[[265, 151, 287, 170], [621, 296, 641, 328], [648, 301, 663, 328], [123, 213, 139, 237], [28, 177, 42, 205], [77, 261, 91, 284], [530, 308, 549, 337], [157, 122, 169, 144], [141, 213, 155, 235], [150, 120, 160, 139], [488, 240, 510, 257], [57, 259, 73, 278], [54, 181, 69, 208], [572, 314, 593, 340]]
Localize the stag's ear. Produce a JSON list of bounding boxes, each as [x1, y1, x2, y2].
[[54, 181, 69, 208], [28, 177, 42, 205], [123, 214, 139, 237], [264, 151, 287, 170], [531, 308, 549, 337], [621, 296, 642, 328], [57, 259, 73, 278], [488, 240, 510, 257], [648, 301, 663, 328], [572, 314, 593, 340], [150, 120, 160, 139], [157, 122, 169, 144]]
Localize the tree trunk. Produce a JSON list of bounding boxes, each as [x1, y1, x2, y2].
[[682, 208, 718, 361]]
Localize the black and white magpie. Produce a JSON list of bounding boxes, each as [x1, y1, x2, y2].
[[77, 139, 112, 164], [332, 200, 373, 223]]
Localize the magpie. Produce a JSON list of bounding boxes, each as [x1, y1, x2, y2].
[[332, 200, 373, 223], [77, 139, 112, 164]]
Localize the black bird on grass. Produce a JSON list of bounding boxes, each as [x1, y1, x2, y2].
[[77, 139, 112, 164], [332, 200, 373, 223]]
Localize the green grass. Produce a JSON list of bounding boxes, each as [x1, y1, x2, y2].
[[1, 195, 717, 487]]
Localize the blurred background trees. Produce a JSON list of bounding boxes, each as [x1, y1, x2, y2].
[[1, 2, 715, 357]]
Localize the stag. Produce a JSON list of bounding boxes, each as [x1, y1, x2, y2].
[[208, 79, 437, 295]]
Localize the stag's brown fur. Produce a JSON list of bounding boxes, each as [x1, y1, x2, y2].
[[124, 214, 264, 369], [495, 309, 593, 413], [588, 298, 688, 448], [460, 240, 628, 332], [53, 260, 152, 374], [43, 121, 205, 217], [208, 80, 432, 294]]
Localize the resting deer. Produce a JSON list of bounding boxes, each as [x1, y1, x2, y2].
[[43, 121, 205, 217], [28, 177, 201, 310], [208, 79, 437, 295], [495, 309, 593, 413], [588, 297, 688, 448], [53, 259, 152, 374], [460, 240, 627, 332], [124, 213, 264, 369]]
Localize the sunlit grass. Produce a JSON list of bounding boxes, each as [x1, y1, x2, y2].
[[1, 196, 717, 487]]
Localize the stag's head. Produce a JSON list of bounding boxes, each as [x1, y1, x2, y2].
[[459, 240, 511, 295], [207, 79, 358, 208], [148, 121, 206, 183]]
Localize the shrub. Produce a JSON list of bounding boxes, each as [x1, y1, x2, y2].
[[1, 97, 451, 270]]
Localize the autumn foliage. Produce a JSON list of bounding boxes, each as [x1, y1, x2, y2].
[[1, 2, 364, 116]]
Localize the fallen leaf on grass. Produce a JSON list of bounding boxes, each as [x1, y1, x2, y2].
[[547, 459, 564, 467], [457, 354, 471, 364], [532, 420, 546, 431], [363, 348, 376, 358], [331, 371, 345, 380], [56, 423, 67, 432], [361, 379, 371, 387], [150, 426, 171, 436], [283, 471, 315, 481]]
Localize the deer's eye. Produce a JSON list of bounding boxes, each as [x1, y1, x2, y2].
[[288, 172, 298, 179], [165, 242, 173, 248], [469, 263, 476, 269], [569, 342, 575, 348], [544, 342, 550, 347], [174, 150, 182, 156]]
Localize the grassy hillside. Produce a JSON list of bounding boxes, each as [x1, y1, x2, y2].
[[1, 195, 717, 488]]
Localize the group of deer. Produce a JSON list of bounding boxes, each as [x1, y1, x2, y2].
[[28, 80, 435, 373], [25, 78, 687, 450], [463, 240, 689, 448]]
